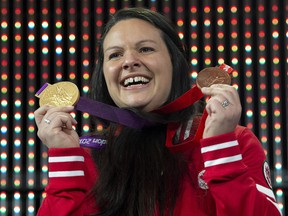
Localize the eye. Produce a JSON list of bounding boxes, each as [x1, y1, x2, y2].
[[108, 52, 122, 60], [139, 47, 155, 53]]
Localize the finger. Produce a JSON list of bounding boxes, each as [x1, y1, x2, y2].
[[34, 105, 53, 127], [202, 84, 240, 106], [42, 106, 75, 124], [207, 95, 232, 110], [43, 112, 77, 129], [56, 114, 77, 129], [205, 97, 227, 115], [35, 106, 76, 146], [201, 84, 232, 97], [38, 113, 77, 139]]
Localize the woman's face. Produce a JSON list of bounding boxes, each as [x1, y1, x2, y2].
[[102, 19, 173, 112]]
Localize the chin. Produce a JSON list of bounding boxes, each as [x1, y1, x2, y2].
[[136, 105, 158, 112], [120, 98, 161, 112], [127, 100, 165, 112], [127, 103, 151, 112]]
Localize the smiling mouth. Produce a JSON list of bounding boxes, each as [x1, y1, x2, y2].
[[122, 76, 150, 87]]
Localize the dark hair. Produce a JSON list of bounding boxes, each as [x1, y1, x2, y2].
[[89, 7, 200, 216]]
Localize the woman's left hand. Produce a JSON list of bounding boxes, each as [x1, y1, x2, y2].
[[201, 84, 242, 138]]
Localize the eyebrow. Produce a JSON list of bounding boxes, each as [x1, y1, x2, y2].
[[104, 39, 158, 53]]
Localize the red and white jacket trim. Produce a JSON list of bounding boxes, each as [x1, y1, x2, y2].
[[48, 156, 85, 178], [201, 140, 242, 167]]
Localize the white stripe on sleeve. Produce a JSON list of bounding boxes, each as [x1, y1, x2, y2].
[[49, 170, 84, 178], [201, 140, 238, 153], [49, 156, 84, 163], [204, 154, 242, 167]]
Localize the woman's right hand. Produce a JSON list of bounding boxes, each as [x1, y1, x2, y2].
[[34, 105, 79, 148]]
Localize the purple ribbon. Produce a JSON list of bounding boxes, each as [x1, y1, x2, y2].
[[75, 97, 157, 129], [35, 83, 49, 96], [79, 135, 107, 149]]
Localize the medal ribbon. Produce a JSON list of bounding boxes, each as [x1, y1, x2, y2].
[[79, 134, 107, 149], [75, 97, 157, 129], [155, 85, 207, 152]]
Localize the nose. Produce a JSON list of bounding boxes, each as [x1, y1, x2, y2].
[[122, 52, 141, 70]]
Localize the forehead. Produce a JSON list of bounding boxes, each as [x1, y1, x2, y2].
[[103, 18, 163, 46]]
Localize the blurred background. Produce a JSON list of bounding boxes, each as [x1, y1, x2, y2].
[[0, 0, 287, 215]]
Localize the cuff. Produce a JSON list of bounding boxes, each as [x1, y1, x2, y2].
[[47, 147, 90, 192]]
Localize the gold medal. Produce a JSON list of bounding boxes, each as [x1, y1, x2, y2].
[[35, 81, 80, 107]]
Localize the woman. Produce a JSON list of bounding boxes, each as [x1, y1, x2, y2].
[[35, 7, 281, 216]]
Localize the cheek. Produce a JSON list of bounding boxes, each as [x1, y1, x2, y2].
[[103, 64, 117, 86], [103, 72, 116, 102], [164, 66, 173, 99], [165, 74, 173, 98], [157, 67, 173, 102], [163, 62, 173, 88], [103, 65, 121, 103]]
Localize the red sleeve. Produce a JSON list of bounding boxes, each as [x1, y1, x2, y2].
[[36, 147, 98, 216], [200, 126, 282, 216]]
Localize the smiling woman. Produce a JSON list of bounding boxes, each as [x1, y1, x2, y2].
[[34, 7, 282, 216]]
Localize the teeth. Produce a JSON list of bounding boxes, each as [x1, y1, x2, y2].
[[123, 76, 149, 86]]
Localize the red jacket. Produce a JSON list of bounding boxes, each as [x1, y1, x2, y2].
[[37, 125, 282, 216]]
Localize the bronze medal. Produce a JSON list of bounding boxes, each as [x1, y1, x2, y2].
[[35, 81, 80, 107], [196, 67, 231, 88]]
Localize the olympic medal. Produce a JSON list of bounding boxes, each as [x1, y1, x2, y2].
[[196, 67, 231, 88], [35, 81, 80, 107]]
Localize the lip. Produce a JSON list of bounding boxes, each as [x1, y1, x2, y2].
[[123, 82, 151, 90]]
